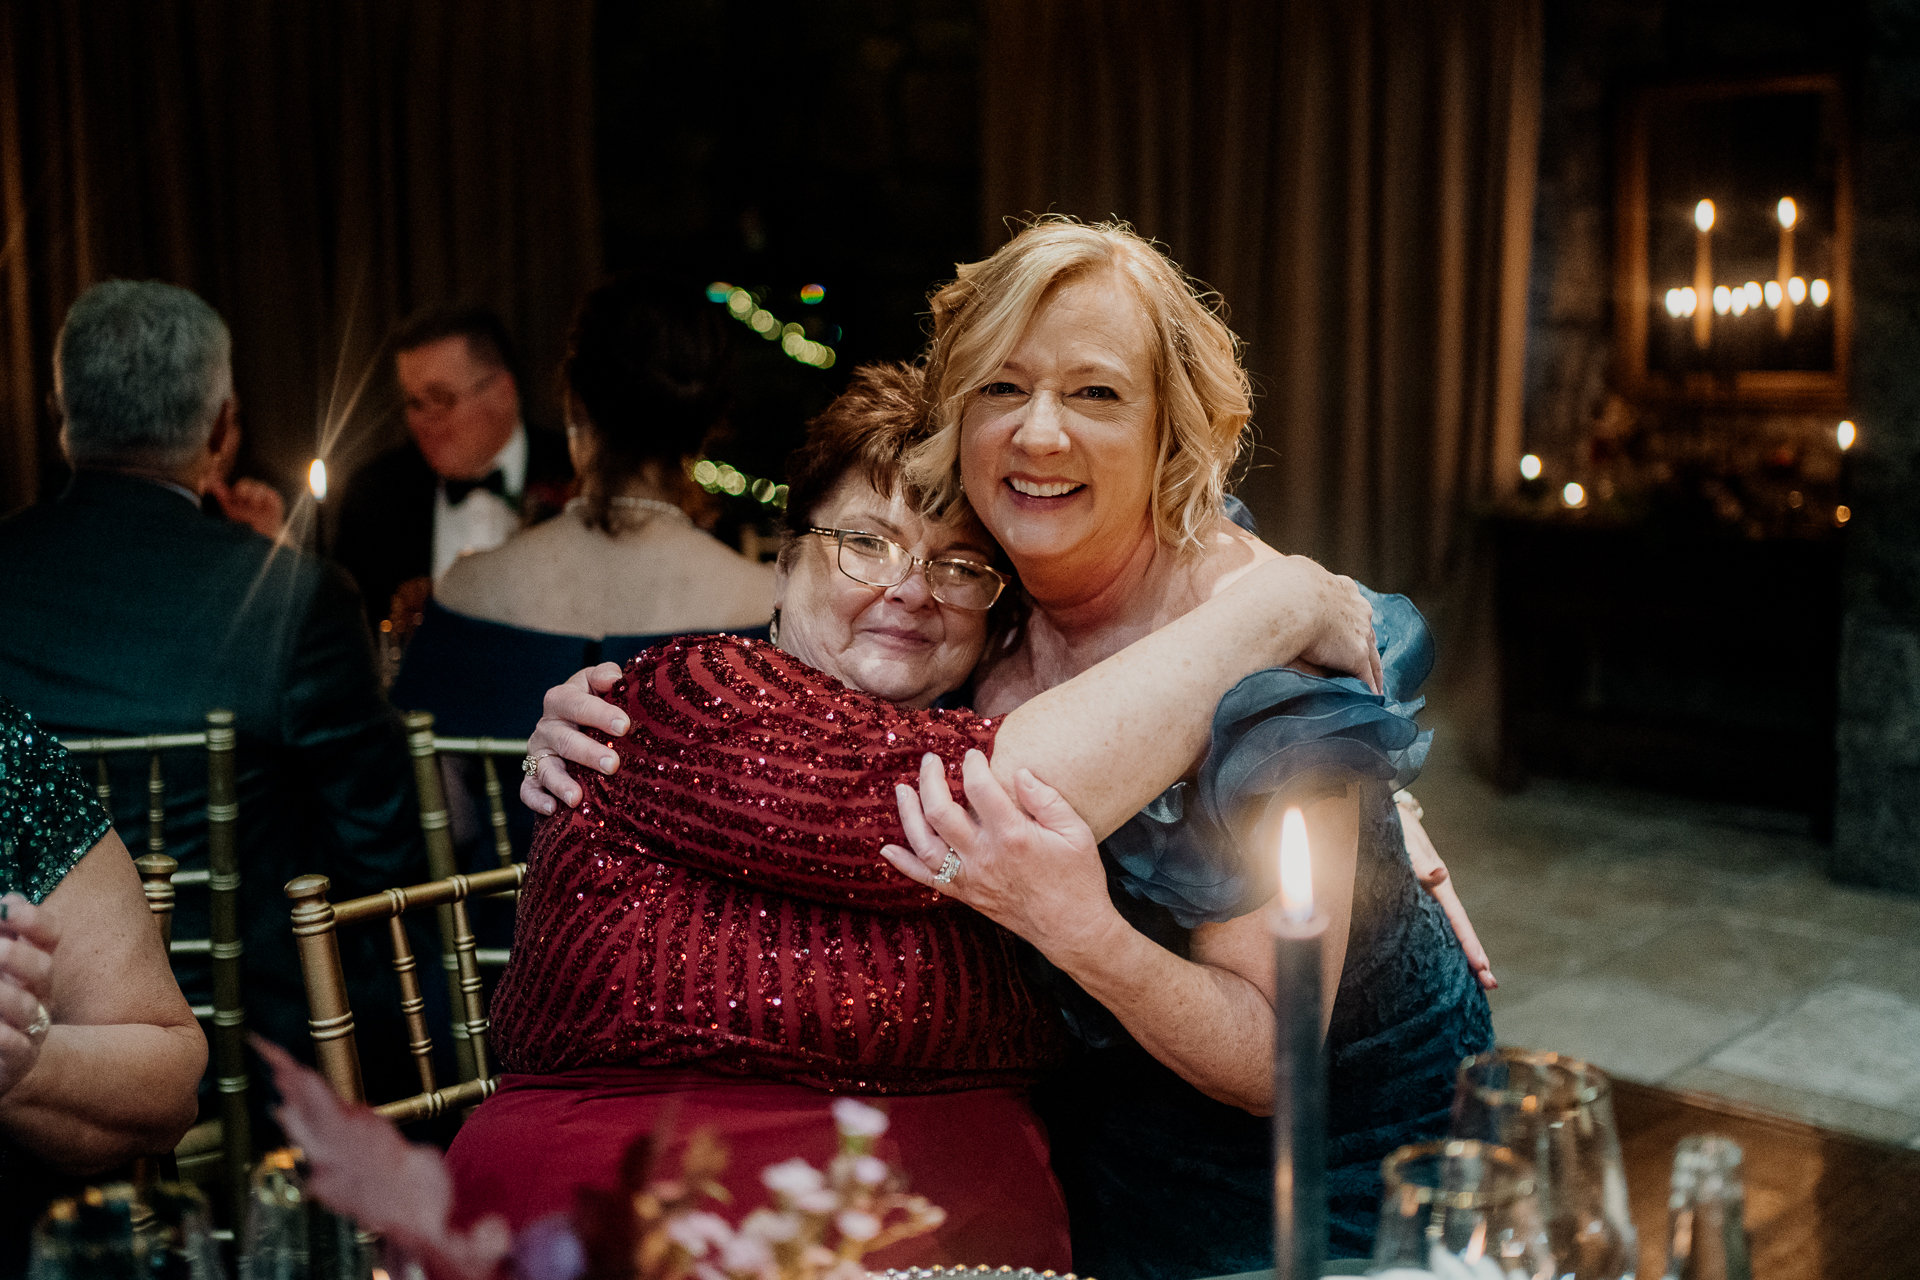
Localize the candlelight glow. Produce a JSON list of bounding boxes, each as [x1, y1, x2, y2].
[[1278, 806, 1313, 922], [1838, 420, 1856, 451], [1730, 288, 1749, 317], [1665, 288, 1684, 318], [308, 458, 328, 501], [1811, 279, 1830, 306], [1765, 280, 1783, 308], [1694, 199, 1715, 232], [1519, 453, 1542, 481], [1680, 286, 1698, 316], [1836, 505, 1852, 526], [1788, 276, 1807, 304], [1744, 281, 1763, 309], [1778, 197, 1798, 230], [1713, 285, 1733, 315], [1562, 482, 1587, 508]]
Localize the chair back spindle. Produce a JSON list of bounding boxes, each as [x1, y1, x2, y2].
[[286, 875, 366, 1104], [403, 711, 477, 1081], [135, 854, 179, 948], [203, 709, 250, 1229], [478, 755, 515, 869]]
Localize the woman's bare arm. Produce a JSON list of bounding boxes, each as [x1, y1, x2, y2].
[[0, 831, 206, 1172], [887, 752, 1357, 1112], [523, 554, 1378, 833]]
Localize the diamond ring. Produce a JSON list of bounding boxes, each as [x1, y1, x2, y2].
[[24, 1000, 49, 1045], [933, 848, 963, 887], [521, 750, 554, 779]]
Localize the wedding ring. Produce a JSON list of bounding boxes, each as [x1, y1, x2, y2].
[[25, 1000, 49, 1045], [933, 848, 963, 887], [521, 751, 554, 780], [1392, 789, 1424, 821]]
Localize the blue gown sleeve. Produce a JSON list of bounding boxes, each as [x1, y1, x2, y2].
[[1100, 586, 1433, 928]]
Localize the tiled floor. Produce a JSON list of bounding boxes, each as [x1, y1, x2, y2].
[[1416, 710, 1920, 1150]]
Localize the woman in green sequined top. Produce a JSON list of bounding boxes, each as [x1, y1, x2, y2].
[[0, 697, 205, 1258]]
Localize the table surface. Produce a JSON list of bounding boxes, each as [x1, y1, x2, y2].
[[1199, 1080, 1920, 1280], [1613, 1078, 1920, 1280]]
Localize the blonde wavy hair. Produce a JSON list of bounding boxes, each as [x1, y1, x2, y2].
[[905, 217, 1252, 554]]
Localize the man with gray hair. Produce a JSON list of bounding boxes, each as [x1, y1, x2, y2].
[[0, 280, 429, 1109]]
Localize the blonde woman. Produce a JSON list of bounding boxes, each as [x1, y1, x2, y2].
[[527, 222, 1493, 1276]]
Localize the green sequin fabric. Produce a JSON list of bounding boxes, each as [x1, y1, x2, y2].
[[0, 696, 109, 903]]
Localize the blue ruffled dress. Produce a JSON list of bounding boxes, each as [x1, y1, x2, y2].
[[1029, 588, 1494, 1279]]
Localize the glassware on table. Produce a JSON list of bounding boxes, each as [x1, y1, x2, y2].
[[1367, 1140, 1554, 1279], [1450, 1049, 1637, 1280], [28, 1184, 146, 1280], [240, 1150, 310, 1280], [1661, 1135, 1750, 1280]]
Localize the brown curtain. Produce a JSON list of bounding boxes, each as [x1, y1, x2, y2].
[[0, 0, 600, 516], [981, 0, 1540, 595]]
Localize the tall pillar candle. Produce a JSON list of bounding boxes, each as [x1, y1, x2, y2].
[[1693, 199, 1716, 349], [1273, 806, 1327, 1280]]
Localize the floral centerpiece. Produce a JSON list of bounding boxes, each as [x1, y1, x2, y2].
[[253, 1038, 946, 1280]]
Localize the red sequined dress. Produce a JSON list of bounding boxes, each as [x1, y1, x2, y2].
[[447, 636, 1071, 1270]]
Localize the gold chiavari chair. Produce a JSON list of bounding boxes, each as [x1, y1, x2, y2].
[[284, 863, 525, 1119], [400, 712, 527, 1077], [58, 710, 251, 1230]]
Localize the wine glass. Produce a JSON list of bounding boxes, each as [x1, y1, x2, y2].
[[1450, 1049, 1637, 1280], [1368, 1140, 1554, 1279]]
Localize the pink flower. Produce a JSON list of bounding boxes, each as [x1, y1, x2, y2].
[[665, 1211, 735, 1259], [835, 1210, 882, 1243], [852, 1156, 889, 1186], [761, 1158, 825, 1199]]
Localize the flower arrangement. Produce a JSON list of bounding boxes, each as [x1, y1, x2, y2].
[[253, 1037, 945, 1280]]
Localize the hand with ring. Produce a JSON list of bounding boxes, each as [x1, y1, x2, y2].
[[519, 662, 631, 815], [880, 750, 1119, 965], [0, 894, 59, 1096]]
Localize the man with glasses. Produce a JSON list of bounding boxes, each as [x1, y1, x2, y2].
[[335, 305, 572, 632]]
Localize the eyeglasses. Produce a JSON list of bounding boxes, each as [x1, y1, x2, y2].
[[807, 527, 1010, 611], [403, 369, 501, 418]]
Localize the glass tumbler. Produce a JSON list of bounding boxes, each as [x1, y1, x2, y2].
[[1368, 1140, 1554, 1279], [1450, 1049, 1637, 1280]]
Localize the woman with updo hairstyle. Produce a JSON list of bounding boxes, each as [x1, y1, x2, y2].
[[433, 275, 774, 639]]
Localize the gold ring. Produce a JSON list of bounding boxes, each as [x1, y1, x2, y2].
[[521, 751, 554, 779]]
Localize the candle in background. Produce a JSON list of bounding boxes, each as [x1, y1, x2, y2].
[[1273, 806, 1327, 1280], [1693, 199, 1715, 348], [1776, 197, 1798, 337]]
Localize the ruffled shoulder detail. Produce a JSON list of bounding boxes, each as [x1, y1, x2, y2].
[[1101, 587, 1433, 927]]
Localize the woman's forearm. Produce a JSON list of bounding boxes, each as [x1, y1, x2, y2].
[[993, 556, 1361, 839], [0, 1023, 204, 1173]]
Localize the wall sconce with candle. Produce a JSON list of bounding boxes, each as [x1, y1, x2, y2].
[[1616, 74, 1850, 410]]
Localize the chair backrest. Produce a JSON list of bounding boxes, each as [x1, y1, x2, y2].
[[57, 710, 250, 1229], [285, 864, 525, 1123]]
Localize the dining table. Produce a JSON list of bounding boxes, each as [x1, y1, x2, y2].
[[1195, 1077, 1920, 1280]]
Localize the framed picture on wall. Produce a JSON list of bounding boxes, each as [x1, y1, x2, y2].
[[1614, 73, 1851, 409]]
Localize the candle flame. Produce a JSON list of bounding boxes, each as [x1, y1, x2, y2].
[[1838, 420, 1856, 451], [1694, 199, 1715, 232], [1278, 806, 1313, 922], [308, 458, 328, 501], [1778, 197, 1798, 230]]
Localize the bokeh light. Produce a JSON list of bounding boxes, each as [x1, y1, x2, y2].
[[800, 284, 825, 304], [1519, 453, 1542, 480]]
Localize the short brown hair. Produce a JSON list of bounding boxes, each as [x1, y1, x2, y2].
[[780, 362, 938, 550], [905, 217, 1252, 555]]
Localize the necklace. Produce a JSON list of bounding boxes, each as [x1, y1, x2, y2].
[[569, 495, 692, 528]]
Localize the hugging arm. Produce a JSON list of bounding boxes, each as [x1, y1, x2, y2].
[[522, 554, 1379, 828], [886, 752, 1356, 1113]]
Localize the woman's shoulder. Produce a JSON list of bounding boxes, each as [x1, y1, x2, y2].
[[0, 698, 108, 903], [435, 515, 592, 623]]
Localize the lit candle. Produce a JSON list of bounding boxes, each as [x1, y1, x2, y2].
[[1273, 806, 1327, 1280], [1693, 200, 1715, 349], [1776, 198, 1797, 337]]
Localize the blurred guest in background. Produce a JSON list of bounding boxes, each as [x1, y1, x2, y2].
[[0, 696, 205, 1270], [0, 280, 428, 1103], [334, 305, 572, 634]]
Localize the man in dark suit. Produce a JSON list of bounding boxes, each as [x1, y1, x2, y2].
[[334, 306, 571, 632], [0, 280, 428, 1095]]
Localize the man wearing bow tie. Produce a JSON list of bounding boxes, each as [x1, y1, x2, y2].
[[334, 306, 572, 632]]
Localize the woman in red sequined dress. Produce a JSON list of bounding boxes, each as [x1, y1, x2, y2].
[[447, 364, 1380, 1270]]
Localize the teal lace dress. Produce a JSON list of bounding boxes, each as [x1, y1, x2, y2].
[[1031, 590, 1495, 1279], [0, 696, 113, 1268]]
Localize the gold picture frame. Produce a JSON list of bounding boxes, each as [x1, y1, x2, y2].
[[1615, 74, 1851, 409]]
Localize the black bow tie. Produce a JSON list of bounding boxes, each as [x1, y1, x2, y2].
[[445, 470, 507, 504]]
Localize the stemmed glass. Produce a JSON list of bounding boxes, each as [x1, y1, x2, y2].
[[1449, 1049, 1637, 1280], [1368, 1140, 1555, 1279]]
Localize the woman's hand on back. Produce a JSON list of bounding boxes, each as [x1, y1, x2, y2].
[[882, 751, 1118, 962], [1286, 557, 1382, 694], [520, 662, 630, 815]]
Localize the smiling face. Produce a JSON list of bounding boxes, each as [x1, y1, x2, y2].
[[958, 267, 1161, 582], [773, 472, 997, 709]]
